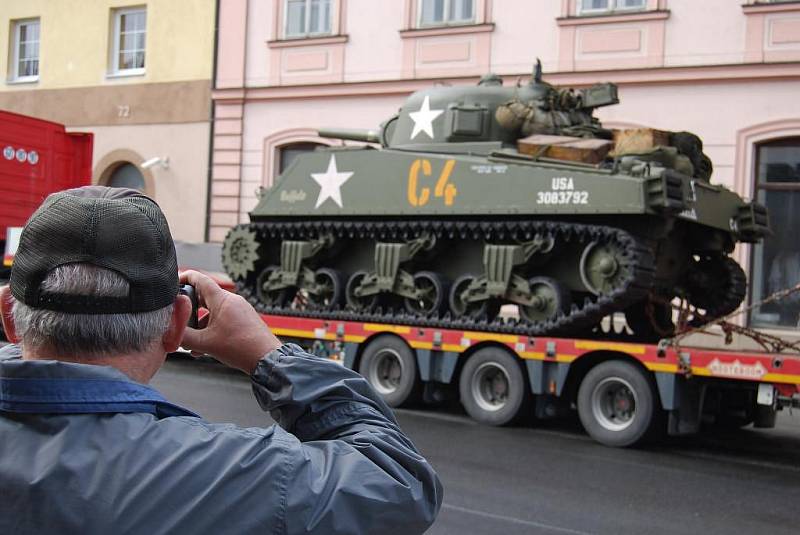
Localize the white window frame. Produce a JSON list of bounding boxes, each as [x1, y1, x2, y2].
[[10, 18, 40, 83], [110, 7, 146, 76], [577, 0, 647, 16], [417, 0, 476, 28], [283, 0, 334, 39]]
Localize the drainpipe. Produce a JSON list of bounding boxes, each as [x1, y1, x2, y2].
[[204, 0, 221, 242]]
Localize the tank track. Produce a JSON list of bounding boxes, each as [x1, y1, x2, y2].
[[231, 219, 657, 337]]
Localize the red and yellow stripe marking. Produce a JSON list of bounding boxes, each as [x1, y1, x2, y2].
[[260, 314, 800, 388]]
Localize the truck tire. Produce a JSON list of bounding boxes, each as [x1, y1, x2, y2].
[[359, 335, 421, 407], [577, 360, 660, 447], [459, 347, 531, 426]]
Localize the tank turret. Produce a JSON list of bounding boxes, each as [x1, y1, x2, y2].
[[222, 64, 769, 342]]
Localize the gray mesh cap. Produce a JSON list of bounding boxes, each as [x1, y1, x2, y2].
[[10, 186, 179, 314]]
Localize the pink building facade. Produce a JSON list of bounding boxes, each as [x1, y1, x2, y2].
[[211, 0, 800, 333]]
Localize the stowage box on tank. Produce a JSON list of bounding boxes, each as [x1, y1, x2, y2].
[[223, 63, 769, 341]]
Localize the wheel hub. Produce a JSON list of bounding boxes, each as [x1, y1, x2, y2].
[[472, 362, 511, 412], [590, 377, 638, 432], [369, 349, 404, 395], [580, 241, 627, 296]]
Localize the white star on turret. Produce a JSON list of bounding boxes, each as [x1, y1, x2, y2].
[[311, 155, 353, 208], [409, 95, 444, 140]]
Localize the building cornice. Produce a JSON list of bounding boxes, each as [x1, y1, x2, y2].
[[398, 23, 495, 38], [556, 10, 669, 26], [267, 35, 349, 48], [742, 1, 800, 15], [212, 61, 800, 102]]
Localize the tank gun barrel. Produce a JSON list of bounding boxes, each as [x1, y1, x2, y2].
[[318, 128, 381, 143]]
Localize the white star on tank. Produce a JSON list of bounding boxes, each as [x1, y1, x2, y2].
[[409, 95, 444, 140], [311, 155, 354, 208]]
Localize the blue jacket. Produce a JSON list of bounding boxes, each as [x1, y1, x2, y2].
[[0, 343, 442, 534]]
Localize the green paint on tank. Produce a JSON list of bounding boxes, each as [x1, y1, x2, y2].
[[223, 63, 770, 342]]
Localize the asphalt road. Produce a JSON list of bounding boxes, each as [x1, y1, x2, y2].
[[152, 356, 800, 535]]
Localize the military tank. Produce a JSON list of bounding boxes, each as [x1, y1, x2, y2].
[[222, 63, 769, 341]]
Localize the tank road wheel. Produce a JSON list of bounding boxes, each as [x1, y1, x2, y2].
[[580, 241, 628, 296], [359, 335, 422, 407], [684, 255, 747, 324], [449, 274, 499, 321], [255, 266, 292, 307], [404, 271, 448, 317], [346, 270, 379, 311], [577, 361, 662, 447], [222, 227, 259, 281], [459, 347, 531, 426], [519, 277, 570, 324], [307, 268, 345, 310]]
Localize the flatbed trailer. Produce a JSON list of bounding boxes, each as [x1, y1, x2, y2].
[[259, 312, 800, 447]]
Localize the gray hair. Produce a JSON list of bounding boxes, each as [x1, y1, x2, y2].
[[12, 263, 173, 357]]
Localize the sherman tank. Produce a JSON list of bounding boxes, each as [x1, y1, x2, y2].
[[222, 63, 769, 341]]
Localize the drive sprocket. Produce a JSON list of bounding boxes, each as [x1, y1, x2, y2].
[[222, 226, 260, 281]]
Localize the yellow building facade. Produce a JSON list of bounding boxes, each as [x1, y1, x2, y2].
[[1, 0, 216, 242]]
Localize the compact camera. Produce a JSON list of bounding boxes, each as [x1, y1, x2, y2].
[[178, 284, 199, 328]]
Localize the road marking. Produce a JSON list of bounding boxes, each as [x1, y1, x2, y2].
[[442, 503, 596, 535]]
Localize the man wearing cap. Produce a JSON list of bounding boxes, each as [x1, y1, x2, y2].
[[0, 186, 442, 534]]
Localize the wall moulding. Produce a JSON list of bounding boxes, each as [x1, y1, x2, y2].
[[732, 118, 800, 282], [557, 9, 669, 26], [557, 1, 669, 72], [261, 128, 342, 188], [267, 35, 348, 49], [742, 1, 800, 15], [744, 2, 800, 62], [266, 0, 348, 85], [94, 148, 156, 198], [399, 23, 495, 38], [399, 0, 494, 79]]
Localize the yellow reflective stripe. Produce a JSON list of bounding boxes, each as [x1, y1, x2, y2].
[[644, 362, 679, 373], [762, 372, 800, 384], [574, 340, 646, 355], [363, 324, 411, 333], [408, 341, 464, 352], [344, 335, 366, 343], [272, 327, 334, 340], [462, 332, 519, 344], [517, 351, 576, 363]]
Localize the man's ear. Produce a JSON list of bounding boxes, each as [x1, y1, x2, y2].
[[0, 285, 19, 343], [162, 294, 191, 353]]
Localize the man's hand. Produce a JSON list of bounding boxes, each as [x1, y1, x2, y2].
[[179, 270, 282, 375]]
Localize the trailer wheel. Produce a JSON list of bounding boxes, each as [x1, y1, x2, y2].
[[359, 335, 421, 407], [577, 360, 660, 447], [459, 347, 530, 426]]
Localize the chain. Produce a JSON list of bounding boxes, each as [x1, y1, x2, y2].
[[667, 283, 800, 354]]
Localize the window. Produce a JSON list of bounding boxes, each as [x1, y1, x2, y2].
[[111, 7, 146, 74], [578, 0, 646, 15], [108, 162, 146, 191], [750, 138, 800, 329], [10, 19, 40, 82], [278, 142, 323, 174], [284, 0, 332, 39], [418, 0, 475, 27]]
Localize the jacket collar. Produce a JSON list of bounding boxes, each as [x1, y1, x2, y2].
[[0, 344, 198, 418]]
